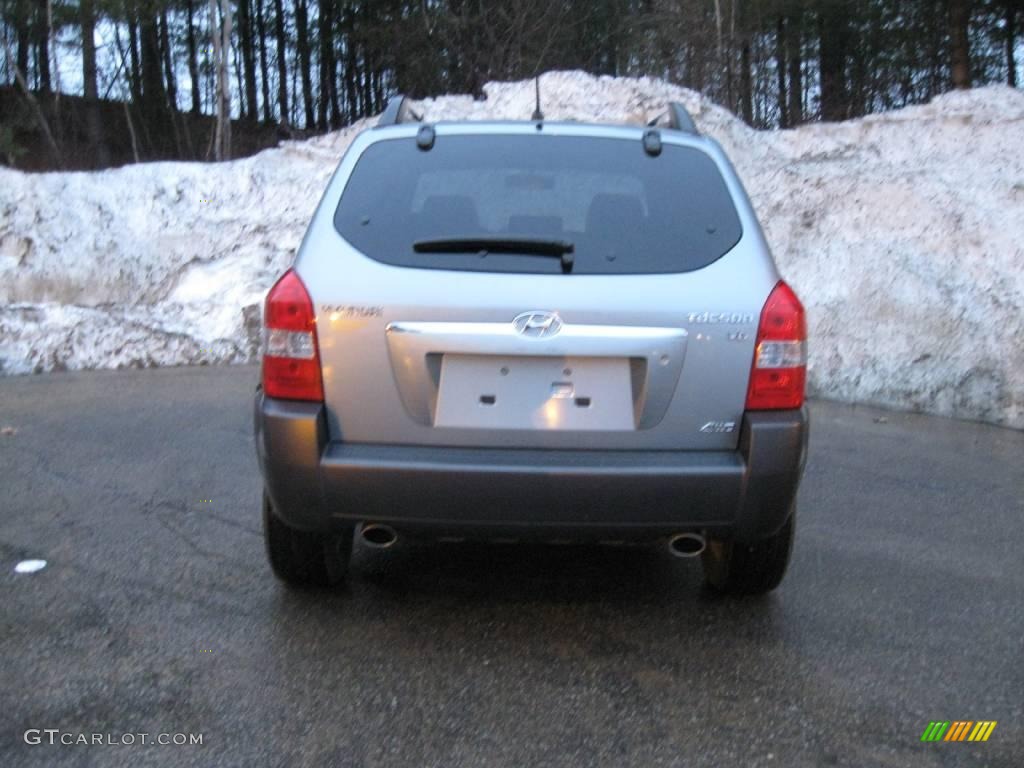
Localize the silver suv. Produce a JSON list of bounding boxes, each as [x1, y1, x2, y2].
[[255, 97, 808, 594]]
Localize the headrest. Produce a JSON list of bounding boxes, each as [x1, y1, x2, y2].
[[419, 195, 480, 232], [585, 194, 646, 234], [508, 215, 563, 236]]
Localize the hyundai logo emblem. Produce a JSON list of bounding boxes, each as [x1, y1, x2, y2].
[[513, 311, 563, 338]]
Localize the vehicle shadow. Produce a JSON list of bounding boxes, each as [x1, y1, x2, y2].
[[353, 537, 706, 605], [271, 537, 790, 649]]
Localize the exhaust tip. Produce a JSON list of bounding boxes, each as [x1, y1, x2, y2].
[[667, 533, 705, 558], [361, 524, 397, 549]]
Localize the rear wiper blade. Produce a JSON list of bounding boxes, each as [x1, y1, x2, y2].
[[412, 236, 575, 273]]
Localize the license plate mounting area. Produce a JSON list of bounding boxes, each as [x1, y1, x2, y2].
[[434, 354, 634, 431]]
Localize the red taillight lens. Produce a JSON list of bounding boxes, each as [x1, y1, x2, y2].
[[745, 281, 807, 410], [262, 269, 323, 401]]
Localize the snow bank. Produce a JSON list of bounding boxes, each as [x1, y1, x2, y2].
[[1, 72, 1022, 428]]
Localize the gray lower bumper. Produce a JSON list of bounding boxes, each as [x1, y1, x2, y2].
[[255, 392, 807, 542]]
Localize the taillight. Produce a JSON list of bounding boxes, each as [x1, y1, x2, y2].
[[262, 269, 324, 401], [745, 281, 807, 410]]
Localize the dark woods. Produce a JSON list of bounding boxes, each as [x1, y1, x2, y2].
[[1, 0, 1021, 170]]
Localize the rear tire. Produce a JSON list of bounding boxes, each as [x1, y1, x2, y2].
[[263, 491, 353, 588], [702, 508, 795, 595]]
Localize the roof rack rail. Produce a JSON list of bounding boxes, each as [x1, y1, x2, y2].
[[377, 95, 422, 127], [647, 102, 699, 135]]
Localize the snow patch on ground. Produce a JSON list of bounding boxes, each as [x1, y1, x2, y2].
[[1, 72, 1022, 427]]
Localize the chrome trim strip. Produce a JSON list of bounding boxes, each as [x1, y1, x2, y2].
[[385, 320, 688, 430]]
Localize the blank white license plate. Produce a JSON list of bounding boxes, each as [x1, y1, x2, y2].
[[434, 354, 634, 431]]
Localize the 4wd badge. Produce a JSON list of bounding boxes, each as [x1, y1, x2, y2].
[[700, 421, 736, 433]]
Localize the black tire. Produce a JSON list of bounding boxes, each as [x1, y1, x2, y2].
[[702, 508, 795, 595], [263, 491, 353, 588]]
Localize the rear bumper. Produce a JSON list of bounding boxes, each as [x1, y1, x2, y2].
[[254, 392, 808, 542]]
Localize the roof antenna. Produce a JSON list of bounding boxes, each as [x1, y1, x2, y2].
[[531, 75, 544, 122]]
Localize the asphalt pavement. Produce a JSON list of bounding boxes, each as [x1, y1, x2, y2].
[[1, 365, 1021, 767]]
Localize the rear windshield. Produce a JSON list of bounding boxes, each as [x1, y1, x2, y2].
[[333, 134, 742, 275]]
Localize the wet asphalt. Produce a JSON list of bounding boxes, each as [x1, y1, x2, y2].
[[0, 365, 1021, 767]]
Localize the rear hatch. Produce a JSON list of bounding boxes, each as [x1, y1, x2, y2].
[[298, 124, 778, 451]]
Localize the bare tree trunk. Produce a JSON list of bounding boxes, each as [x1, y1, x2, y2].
[[140, 18, 164, 102], [37, 1, 51, 92], [80, 0, 109, 166], [185, 0, 202, 114], [3, 37, 61, 165], [237, 0, 259, 120], [329, 19, 341, 128], [712, 0, 725, 101], [272, 0, 289, 129], [849, 26, 868, 117], [740, 37, 753, 124], [221, 0, 232, 157], [928, 0, 945, 98], [234, 36, 245, 116], [295, 0, 315, 129], [360, 59, 371, 121], [14, 0, 30, 87], [209, 0, 232, 160], [123, 99, 140, 162], [255, 0, 272, 122], [290, 62, 298, 126], [139, 14, 168, 156], [776, 16, 788, 128], [317, 0, 334, 131], [126, 4, 142, 103], [1006, 0, 1018, 88], [788, 10, 803, 125], [949, 0, 971, 89], [159, 10, 185, 158], [818, 0, 850, 121], [727, 0, 736, 110], [81, 0, 98, 100], [159, 10, 178, 109], [209, 0, 222, 157], [47, 0, 60, 94], [344, 11, 358, 123]]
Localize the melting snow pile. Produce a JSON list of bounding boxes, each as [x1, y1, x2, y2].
[[1, 72, 1022, 428]]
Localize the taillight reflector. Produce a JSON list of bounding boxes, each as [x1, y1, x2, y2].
[[262, 269, 323, 402], [746, 281, 807, 410]]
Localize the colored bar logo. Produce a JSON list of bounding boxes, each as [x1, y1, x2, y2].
[[921, 721, 997, 742]]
